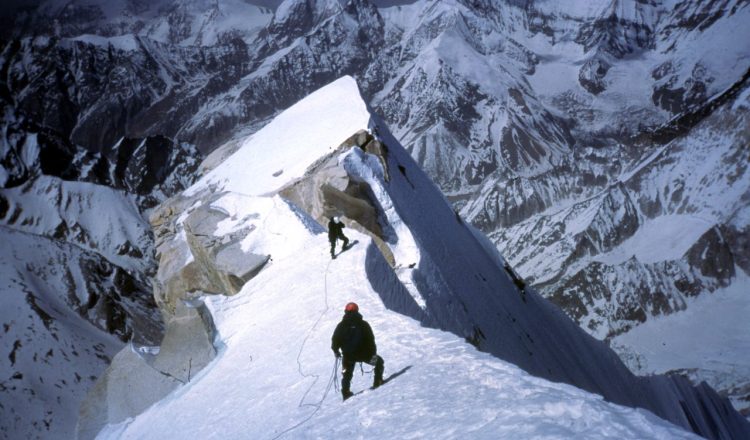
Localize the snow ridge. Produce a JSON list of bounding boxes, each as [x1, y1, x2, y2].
[[88, 77, 749, 439]]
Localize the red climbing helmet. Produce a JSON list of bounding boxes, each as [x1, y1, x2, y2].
[[345, 302, 359, 313]]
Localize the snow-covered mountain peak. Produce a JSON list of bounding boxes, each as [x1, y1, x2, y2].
[[272, 0, 343, 26], [14, 0, 273, 44], [529, 0, 665, 20], [81, 77, 750, 439], [261, 0, 383, 54], [186, 76, 371, 197], [147, 0, 273, 46]]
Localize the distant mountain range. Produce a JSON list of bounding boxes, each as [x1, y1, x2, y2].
[[1, 0, 748, 436]]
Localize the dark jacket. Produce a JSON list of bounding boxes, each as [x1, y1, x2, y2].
[[331, 311, 376, 362], [328, 218, 345, 241]]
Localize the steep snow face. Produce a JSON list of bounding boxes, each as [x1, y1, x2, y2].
[[1, 176, 152, 271], [0, 176, 165, 439], [90, 78, 749, 439], [103, 217, 696, 440], [0, 227, 125, 439], [0, 175, 163, 338]]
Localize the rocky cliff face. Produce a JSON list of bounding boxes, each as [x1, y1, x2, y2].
[[1, 13, 203, 436], [489, 94, 750, 339]]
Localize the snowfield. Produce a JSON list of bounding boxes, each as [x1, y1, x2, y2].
[[593, 215, 714, 265], [613, 271, 750, 417]]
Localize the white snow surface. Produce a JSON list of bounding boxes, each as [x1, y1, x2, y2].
[[614, 271, 750, 374], [1, 175, 153, 271], [531, 0, 638, 19], [103, 204, 693, 440], [185, 76, 372, 197], [68, 34, 140, 51], [0, 227, 123, 439], [188, 0, 272, 46], [613, 271, 750, 414], [340, 147, 425, 306], [594, 215, 714, 265]]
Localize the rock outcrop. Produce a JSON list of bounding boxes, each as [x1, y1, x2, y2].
[[280, 129, 395, 264], [76, 188, 271, 438]]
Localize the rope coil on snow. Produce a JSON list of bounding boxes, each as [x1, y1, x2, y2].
[[270, 256, 337, 440]]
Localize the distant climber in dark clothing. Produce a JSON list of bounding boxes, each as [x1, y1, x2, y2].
[[331, 302, 385, 400], [328, 216, 349, 259]]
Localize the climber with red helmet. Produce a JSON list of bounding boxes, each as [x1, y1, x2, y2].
[[331, 302, 385, 400]]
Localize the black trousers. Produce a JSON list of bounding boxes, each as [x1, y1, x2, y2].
[[329, 234, 349, 256], [341, 355, 384, 392]]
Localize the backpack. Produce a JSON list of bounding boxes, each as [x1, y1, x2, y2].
[[341, 321, 363, 356]]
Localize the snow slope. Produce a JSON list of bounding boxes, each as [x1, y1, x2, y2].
[[0, 227, 123, 439], [105, 226, 696, 440], [593, 215, 713, 265], [91, 77, 749, 439], [1, 175, 153, 272], [187, 77, 372, 197], [613, 271, 750, 417], [0, 174, 165, 438]]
